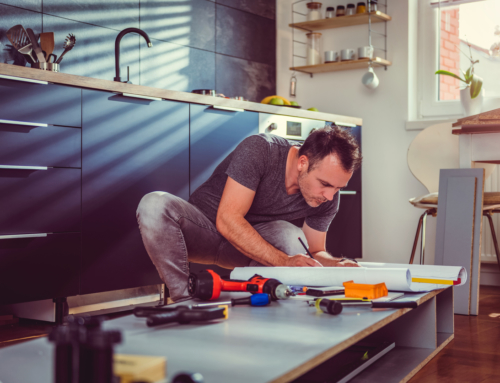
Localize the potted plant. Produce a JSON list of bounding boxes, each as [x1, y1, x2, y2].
[[435, 43, 483, 116]]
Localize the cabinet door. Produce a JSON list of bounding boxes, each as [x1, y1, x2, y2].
[[81, 90, 189, 294], [0, 78, 81, 127], [189, 105, 258, 275], [190, 104, 259, 194], [0, 233, 80, 305], [0, 168, 81, 235], [326, 125, 362, 259]]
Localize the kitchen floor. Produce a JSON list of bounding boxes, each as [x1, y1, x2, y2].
[[1, 287, 500, 382]]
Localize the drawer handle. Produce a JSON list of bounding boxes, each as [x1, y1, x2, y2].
[[334, 121, 357, 128], [0, 233, 48, 240], [211, 105, 245, 112], [0, 119, 48, 127], [0, 74, 48, 85], [340, 190, 357, 195], [121, 93, 162, 101], [0, 165, 48, 170]]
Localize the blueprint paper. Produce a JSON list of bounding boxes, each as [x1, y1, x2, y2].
[[230, 263, 467, 292]]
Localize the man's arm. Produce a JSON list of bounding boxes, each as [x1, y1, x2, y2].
[[303, 221, 359, 267], [216, 177, 322, 267]]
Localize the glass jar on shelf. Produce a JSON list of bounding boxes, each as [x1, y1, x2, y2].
[[306, 32, 322, 66], [356, 2, 366, 13], [306, 2, 323, 21], [325, 6, 335, 18], [346, 3, 356, 15], [368, 0, 377, 12], [336, 5, 345, 16]]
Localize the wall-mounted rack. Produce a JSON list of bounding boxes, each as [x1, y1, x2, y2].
[[290, 1, 391, 77]]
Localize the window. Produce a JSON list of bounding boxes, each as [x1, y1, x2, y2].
[[417, 0, 500, 118]]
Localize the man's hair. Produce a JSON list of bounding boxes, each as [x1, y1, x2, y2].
[[298, 124, 362, 173]]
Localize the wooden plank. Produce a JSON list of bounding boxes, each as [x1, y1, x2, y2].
[[290, 57, 391, 73], [435, 169, 484, 315], [0, 63, 362, 126], [289, 11, 391, 31]]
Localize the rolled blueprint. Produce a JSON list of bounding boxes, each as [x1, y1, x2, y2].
[[230, 263, 467, 293]]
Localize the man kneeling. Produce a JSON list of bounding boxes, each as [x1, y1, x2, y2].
[[137, 125, 362, 302]]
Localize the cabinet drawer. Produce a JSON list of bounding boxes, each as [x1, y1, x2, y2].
[[0, 78, 81, 128], [0, 168, 80, 234], [0, 233, 80, 304], [0, 122, 81, 168]]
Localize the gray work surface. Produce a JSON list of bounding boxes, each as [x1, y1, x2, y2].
[[0, 292, 436, 383]]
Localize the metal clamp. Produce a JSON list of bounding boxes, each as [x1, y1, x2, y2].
[[0, 119, 48, 127], [121, 93, 162, 101], [0, 74, 48, 85], [0, 165, 48, 170], [0, 233, 48, 240], [339, 190, 357, 195], [211, 105, 245, 112]]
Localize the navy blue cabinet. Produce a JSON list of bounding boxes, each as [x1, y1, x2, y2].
[[189, 104, 258, 275], [81, 90, 189, 294], [0, 78, 81, 305], [326, 126, 362, 259], [190, 104, 259, 195], [0, 78, 81, 127]]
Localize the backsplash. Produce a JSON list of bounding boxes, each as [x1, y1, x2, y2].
[[0, 0, 276, 102]]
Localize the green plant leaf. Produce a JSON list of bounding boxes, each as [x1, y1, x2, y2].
[[470, 74, 483, 99], [435, 70, 465, 82], [464, 67, 472, 82]]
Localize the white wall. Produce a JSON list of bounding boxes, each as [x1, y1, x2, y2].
[[276, 0, 430, 263]]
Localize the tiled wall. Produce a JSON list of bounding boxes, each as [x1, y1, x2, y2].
[[0, 0, 276, 102]]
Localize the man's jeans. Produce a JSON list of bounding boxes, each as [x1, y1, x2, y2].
[[136, 191, 309, 302]]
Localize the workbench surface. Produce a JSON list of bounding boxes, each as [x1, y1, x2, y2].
[[0, 288, 453, 383]]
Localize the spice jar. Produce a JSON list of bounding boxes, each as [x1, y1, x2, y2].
[[356, 2, 366, 13], [306, 32, 322, 65], [368, 0, 377, 12], [346, 3, 356, 15], [325, 6, 335, 18], [306, 2, 323, 21], [336, 5, 345, 16]]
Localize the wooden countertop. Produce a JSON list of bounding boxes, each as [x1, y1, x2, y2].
[[452, 108, 500, 135], [0, 63, 362, 126]]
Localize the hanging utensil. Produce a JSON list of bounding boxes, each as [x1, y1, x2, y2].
[[26, 28, 46, 63], [55, 33, 76, 64], [40, 32, 54, 61], [6, 24, 36, 64]]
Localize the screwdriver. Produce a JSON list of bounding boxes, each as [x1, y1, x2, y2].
[[194, 293, 271, 307]]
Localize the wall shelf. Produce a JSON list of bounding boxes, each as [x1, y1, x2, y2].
[[290, 57, 391, 74], [289, 11, 392, 31]]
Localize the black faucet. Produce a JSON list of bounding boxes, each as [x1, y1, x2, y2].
[[114, 28, 153, 83]]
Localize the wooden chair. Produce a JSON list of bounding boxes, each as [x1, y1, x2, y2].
[[407, 122, 500, 266]]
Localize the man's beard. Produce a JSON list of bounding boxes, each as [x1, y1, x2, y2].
[[298, 170, 325, 207]]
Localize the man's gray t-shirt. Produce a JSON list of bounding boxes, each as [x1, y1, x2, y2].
[[188, 134, 339, 232]]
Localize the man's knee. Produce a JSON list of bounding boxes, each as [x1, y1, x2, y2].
[[254, 221, 308, 256], [137, 191, 181, 227]]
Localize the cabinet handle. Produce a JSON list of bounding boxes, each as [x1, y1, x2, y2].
[[0, 74, 48, 85], [0, 165, 48, 170], [0, 119, 48, 127], [334, 121, 357, 128], [211, 105, 245, 112], [0, 233, 48, 240], [121, 93, 162, 101], [340, 190, 357, 195]]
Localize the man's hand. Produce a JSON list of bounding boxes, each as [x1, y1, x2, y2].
[[336, 259, 360, 267], [285, 254, 323, 267]]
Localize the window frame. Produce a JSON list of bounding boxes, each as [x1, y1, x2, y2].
[[417, 0, 463, 118]]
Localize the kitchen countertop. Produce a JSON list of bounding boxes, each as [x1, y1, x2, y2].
[[0, 63, 362, 126]]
